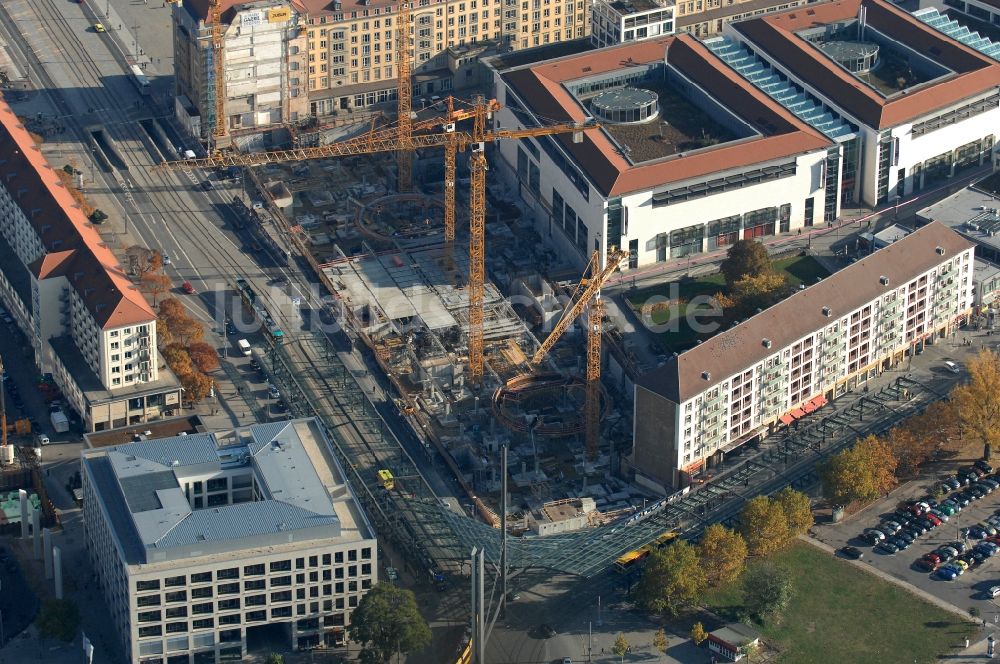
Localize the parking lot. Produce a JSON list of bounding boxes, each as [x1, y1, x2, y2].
[[815, 461, 1000, 622]]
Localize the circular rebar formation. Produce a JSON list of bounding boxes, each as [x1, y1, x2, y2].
[[492, 371, 610, 437]]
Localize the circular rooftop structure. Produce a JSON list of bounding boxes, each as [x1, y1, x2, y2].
[[818, 40, 880, 73], [590, 87, 659, 124]]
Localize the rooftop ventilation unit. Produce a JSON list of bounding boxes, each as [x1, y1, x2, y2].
[[702, 371, 711, 381], [763, 338, 772, 348], [822, 306, 832, 317], [879, 276, 889, 286], [936, 246, 946, 255]]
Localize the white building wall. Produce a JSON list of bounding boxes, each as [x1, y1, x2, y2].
[[670, 246, 974, 473]]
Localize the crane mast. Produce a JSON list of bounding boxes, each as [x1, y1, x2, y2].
[[396, 1, 413, 192], [209, 0, 227, 144], [467, 101, 489, 385]]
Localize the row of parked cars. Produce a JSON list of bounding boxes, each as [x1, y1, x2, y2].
[[845, 460, 998, 561]]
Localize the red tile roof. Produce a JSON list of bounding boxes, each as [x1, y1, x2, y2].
[[637, 221, 974, 403], [0, 102, 155, 329], [500, 34, 831, 197], [733, 0, 1000, 128]]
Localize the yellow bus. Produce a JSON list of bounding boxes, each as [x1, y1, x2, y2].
[[613, 529, 680, 573], [377, 469, 395, 490]]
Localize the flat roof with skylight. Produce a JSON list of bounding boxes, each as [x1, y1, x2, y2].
[[732, 0, 1000, 128], [82, 418, 373, 567], [493, 33, 831, 197]]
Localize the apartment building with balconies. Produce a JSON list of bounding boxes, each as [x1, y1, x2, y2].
[[0, 100, 180, 432], [82, 418, 378, 664], [631, 222, 975, 491]]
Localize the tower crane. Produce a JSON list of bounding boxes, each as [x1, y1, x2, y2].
[[511, 248, 628, 458], [395, 1, 413, 192], [160, 98, 598, 384]]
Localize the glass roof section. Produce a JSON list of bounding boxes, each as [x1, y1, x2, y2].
[[704, 36, 857, 141], [914, 8, 1000, 61]]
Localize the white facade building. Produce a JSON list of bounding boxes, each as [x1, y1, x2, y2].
[[590, 0, 676, 48], [631, 222, 975, 491], [82, 418, 378, 664], [724, 0, 1000, 207], [172, 0, 308, 147], [0, 101, 180, 432], [489, 34, 837, 272]]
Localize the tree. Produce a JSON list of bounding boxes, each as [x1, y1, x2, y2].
[[698, 523, 748, 587], [653, 628, 669, 659], [36, 598, 79, 642], [140, 273, 172, 305], [181, 371, 214, 405], [170, 316, 205, 346], [88, 209, 108, 224], [690, 622, 708, 646], [128, 246, 163, 276], [188, 341, 220, 373], [720, 239, 771, 286], [728, 271, 792, 315], [774, 487, 813, 537], [739, 495, 789, 557], [264, 655, 285, 664], [951, 350, 1000, 453], [162, 343, 194, 378], [158, 297, 186, 321], [157, 317, 174, 347], [613, 633, 629, 662], [635, 541, 707, 616], [348, 583, 431, 664], [884, 425, 935, 478], [821, 434, 898, 507], [742, 641, 761, 663], [742, 562, 793, 623]]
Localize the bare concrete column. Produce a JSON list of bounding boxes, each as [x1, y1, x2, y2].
[[32, 508, 41, 559], [43, 527, 53, 579], [19, 489, 28, 539], [53, 546, 63, 599]]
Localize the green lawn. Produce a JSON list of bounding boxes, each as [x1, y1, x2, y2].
[[625, 255, 829, 353], [702, 542, 976, 663]]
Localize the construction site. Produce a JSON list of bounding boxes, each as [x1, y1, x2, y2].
[[246, 126, 648, 535], [166, 0, 657, 564]]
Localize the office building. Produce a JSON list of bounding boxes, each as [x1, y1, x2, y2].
[[714, 0, 1000, 206], [0, 101, 180, 432], [630, 222, 974, 491], [82, 418, 378, 663], [590, 0, 675, 48], [488, 34, 840, 271]]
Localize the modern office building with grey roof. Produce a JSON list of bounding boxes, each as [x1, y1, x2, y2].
[[82, 418, 378, 664], [630, 222, 974, 492]]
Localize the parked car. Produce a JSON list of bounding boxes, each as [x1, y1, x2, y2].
[[936, 504, 956, 517], [881, 520, 903, 535], [895, 530, 916, 545], [864, 527, 887, 541], [925, 513, 942, 527], [976, 460, 995, 474], [980, 522, 999, 536], [983, 478, 1000, 490], [876, 541, 899, 555], [967, 526, 989, 539], [989, 586, 1000, 598], [944, 476, 962, 490], [916, 558, 939, 572], [917, 517, 936, 531], [937, 567, 958, 580], [948, 541, 968, 554], [891, 536, 910, 550], [840, 546, 864, 560], [181, 281, 197, 294]]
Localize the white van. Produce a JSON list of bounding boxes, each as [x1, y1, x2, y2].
[[237, 339, 252, 357], [944, 360, 961, 374]]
